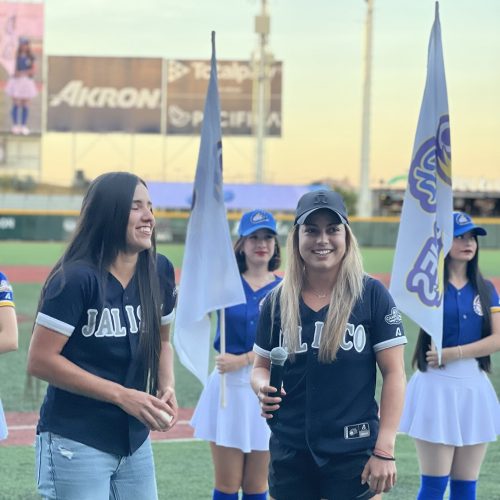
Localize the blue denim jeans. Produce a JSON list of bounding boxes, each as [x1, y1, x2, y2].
[[35, 432, 158, 500]]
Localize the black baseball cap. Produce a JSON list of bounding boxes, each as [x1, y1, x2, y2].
[[295, 189, 349, 225]]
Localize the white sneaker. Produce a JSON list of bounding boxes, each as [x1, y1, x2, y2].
[[11, 125, 20, 134], [21, 126, 30, 135]]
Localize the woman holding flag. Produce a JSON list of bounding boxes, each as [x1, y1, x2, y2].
[[400, 211, 500, 500], [191, 209, 282, 500]]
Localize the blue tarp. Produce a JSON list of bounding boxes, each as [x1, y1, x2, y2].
[[147, 182, 322, 211]]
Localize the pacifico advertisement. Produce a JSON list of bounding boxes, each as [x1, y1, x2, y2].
[[166, 59, 282, 136]]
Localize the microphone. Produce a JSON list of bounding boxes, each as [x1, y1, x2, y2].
[[269, 346, 288, 398]]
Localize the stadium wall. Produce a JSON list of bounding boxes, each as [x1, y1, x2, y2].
[[1, 211, 500, 248]]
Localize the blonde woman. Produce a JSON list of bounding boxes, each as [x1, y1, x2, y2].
[[251, 190, 407, 500]]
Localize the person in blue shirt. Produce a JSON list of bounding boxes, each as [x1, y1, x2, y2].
[[0, 270, 18, 441], [191, 209, 282, 500], [27, 172, 178, 500], [400, 211, 500, 500], [0, 271, 18, 355], [252, 190, 407, 500], [5, 37, 38, 135]]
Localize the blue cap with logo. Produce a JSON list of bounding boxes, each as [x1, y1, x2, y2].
[[453, 211, 487, 237], [238, 210, 277, 237]]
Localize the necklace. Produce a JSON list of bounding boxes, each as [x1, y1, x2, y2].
[[244, 273, 274, 290], [307, 288, 331, 299]]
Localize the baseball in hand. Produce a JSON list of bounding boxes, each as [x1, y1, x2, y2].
[[157, 410, 173, 427]]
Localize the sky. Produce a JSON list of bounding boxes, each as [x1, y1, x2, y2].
[[41, 0, 500, 188]]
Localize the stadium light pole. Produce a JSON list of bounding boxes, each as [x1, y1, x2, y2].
[[358, 0, 374, 216], [253, 0, 271, 184]]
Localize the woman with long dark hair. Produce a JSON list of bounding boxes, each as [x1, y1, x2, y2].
[[400, 211, 500, 500], [191, 210, 282, 500], [252, 190, 407, 499], [27, 172, 178, 499]]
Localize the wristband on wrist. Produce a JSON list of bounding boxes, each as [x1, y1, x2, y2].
[[372, 451, 396, 461], [372, 447, 395, 461]]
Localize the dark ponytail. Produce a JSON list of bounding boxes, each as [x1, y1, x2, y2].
[[468, 245, 492, 372], [136, 248, 162, 394]]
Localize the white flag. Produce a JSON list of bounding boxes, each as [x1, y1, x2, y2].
[[173, 32, 245, 385], [389, 2, 453, 358]]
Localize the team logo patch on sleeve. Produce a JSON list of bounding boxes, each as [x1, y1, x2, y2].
[[344, 422, 370, 440], [473, 295, 483, 316], [0, 280, 13, 293], [384, 307, 402, 325]]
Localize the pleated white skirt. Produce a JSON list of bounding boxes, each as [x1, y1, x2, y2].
[[5, 76, 38, 100], [191, 365, 270, 453], [400, 358, 500, 446]]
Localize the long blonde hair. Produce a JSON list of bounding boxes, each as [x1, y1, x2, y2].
[[271, 222, 364, 362]]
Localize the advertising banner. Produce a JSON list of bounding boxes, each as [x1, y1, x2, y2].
[[45, 57, 282, 136], [166, 59, 282, 136], [47, 56, 163, 133]]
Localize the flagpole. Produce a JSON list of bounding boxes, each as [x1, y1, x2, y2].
[[253, 0, 271, 183], [220, 308, 227, 407], [358, 0, 374, 217]]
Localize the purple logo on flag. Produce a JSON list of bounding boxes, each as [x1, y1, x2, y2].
[[406, 222, 444, 307], [408, 115, 451, 214], [435, 115, 451, 185]]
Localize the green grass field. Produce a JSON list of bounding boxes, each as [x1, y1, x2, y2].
[[1, 242, 500, 499]]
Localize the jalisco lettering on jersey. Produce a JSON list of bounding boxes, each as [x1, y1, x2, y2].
[[405, 115, 451, 307], [281, 317, 402, 355], [81, 306, 143, 337]]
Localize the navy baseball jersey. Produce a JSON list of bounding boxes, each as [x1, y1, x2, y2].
[[443, 280, 500, 348], [0, 272, 15, 307], [214, 275, 282, 354], [35, 254, 176, 456], [254, 276, 406, 463]]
